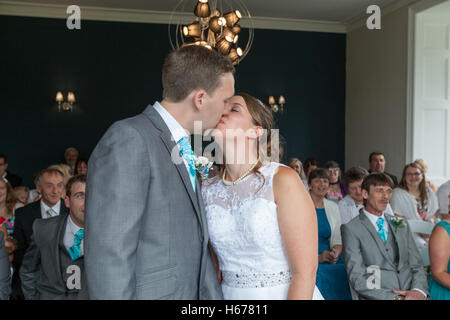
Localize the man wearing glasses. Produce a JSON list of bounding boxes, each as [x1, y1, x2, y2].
[[19, 175, 88, 299]]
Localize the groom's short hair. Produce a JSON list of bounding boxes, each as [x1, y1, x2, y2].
[[162, 45, 235, 102], [361, 172, 394, 193]]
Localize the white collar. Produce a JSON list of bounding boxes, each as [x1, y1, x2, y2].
[[153, 101, 189, 144], [363, 208, 386, 225], [1, 172, 6, 179], [67, 215, 83, 236], [41, 199, 61, 214]]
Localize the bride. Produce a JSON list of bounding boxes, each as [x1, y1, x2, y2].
[[201, 93, 323, 300]]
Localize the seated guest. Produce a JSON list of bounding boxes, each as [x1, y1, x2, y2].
[[13, 186, 29, 209], [368, 152, 398, 186], [304, 157, 318, 181], [21, 175, 88, 300], [27, 172, 41, 204], [341, 173, 428, 300], [436, 180, 449, 215], [0, 232, 11, 300], [48, 164, 73, 198], [0, 177, 17, 238], [390, 162, 439, 248], [64, 147, 79, 174], [339, 167, 394, 224], [324, 161, 348, 203], [74, 159, 88, 175], [414, 159, 437, 192], [0, 154, 22, 188], [12, 168, 68, 300], [308, 168, 352, 300], [428, 213, 450, 300], [287, 158, 308, 188]]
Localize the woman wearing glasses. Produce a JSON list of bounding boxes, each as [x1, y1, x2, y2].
[[390, 162, 439, 249], [324, 161, 348, 204]]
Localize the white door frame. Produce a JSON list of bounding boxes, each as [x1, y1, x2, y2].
[[406, 0, 447, 164]]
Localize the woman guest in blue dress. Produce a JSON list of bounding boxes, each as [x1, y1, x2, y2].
[[428, 214, 450, 300], [308, 168, 352, 300]]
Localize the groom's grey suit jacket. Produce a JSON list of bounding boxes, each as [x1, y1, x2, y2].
[[84, 104, 222, 300], [341, 209, 428, 300]]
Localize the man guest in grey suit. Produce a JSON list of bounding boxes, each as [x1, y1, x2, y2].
[[20, 175, 88, 299], [341, 173, 428, 300], [85, 45, 235, 299]]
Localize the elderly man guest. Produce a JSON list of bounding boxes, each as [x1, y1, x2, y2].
[[341, 173, 428, 300], [20, 175, 88, 299]]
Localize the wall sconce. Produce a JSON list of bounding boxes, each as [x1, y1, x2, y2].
[[56, 91, 75, 112], [268, 95, 286, 113]]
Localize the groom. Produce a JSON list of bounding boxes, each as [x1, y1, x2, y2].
[[84, 45, 235, 299]]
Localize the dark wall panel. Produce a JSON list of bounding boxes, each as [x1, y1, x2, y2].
[[0, 16, 345, 187]]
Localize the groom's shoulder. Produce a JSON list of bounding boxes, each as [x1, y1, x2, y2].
[[108, 106, 156, 135]]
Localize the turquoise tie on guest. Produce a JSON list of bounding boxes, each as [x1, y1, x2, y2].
[[68, 229, 84, 261], [376, 217, 387, 243], [177, 136, 197, 192]]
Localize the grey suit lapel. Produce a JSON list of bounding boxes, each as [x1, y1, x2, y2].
[[358, 210, 395, 268], [56, 215, 69, 289], [386, 215, 405, 269], [142, 105, 203, 228]]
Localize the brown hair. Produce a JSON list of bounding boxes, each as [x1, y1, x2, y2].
[[0, 177, 17, 217], [369, 152, 384, 163], [361, 172, 394, 193], [308, 168, 330, 185], [218, 92, 276, 193], [162, 45, 235, 102], [66, 174, 87, 198], [398, 162, 428, 207], [304, 157, 319, 176], [342, 167, 369, 188]]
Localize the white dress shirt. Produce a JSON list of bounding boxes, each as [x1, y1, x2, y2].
[[40, 200, 61, 219], [63, 215, 84, 256], [363, 209, 427, 299], [153, 101, 192, 176]]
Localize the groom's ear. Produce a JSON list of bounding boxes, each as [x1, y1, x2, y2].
[[192, 89, 207, 111]]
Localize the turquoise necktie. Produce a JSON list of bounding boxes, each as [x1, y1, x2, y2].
[[68, 229, 84, 261], [376, 217, 387, 243], [177, 137, 196, 192]]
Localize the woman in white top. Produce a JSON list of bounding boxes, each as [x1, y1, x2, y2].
[[339, 167, 394, 224], [201, 93, 323, 300], [390, 162, 439, 248]]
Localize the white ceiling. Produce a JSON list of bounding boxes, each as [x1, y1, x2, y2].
[[1, 0, 401, 23]]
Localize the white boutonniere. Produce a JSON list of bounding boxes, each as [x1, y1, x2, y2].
[[391, 216, 406, 232], [194, 156, 213, 180]]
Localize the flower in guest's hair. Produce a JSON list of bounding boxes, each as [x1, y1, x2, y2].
[[194, 156, 213, 180]]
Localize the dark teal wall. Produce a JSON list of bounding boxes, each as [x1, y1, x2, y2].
[[0, 16, 345, 187]]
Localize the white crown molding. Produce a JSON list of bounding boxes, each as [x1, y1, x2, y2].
[[0, 0, 346, 33]]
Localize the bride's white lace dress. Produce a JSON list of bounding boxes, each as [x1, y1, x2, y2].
[[202, 162, 324, 300]]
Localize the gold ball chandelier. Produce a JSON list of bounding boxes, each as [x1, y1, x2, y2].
[[169, 0, 254, 65]]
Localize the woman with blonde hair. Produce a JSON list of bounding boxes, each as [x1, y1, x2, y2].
[[201, 93, 322, 300], [0, 178, 18, 262], [413, 159, 437, 193], [287, 158, 308, 188]]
